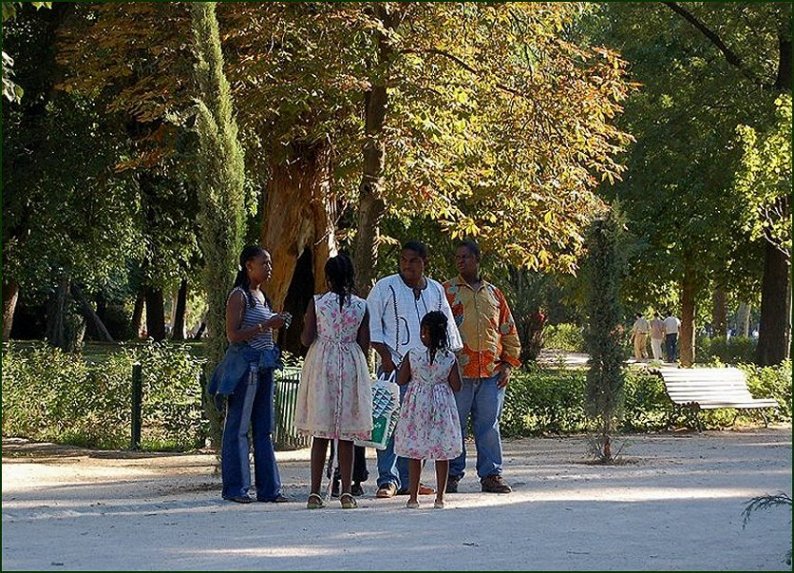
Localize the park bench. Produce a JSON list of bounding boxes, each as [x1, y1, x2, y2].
[[651, 367, 779, 431]]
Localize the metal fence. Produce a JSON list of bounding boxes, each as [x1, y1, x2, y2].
[[273, 367, 310, 450]]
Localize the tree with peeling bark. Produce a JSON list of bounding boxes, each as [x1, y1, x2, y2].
[[54, 3, 634, 306]]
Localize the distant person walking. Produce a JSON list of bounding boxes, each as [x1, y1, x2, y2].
[[649, 313, 665, 361], [663, 311, 681, 363], [631, 313, 650, 361]]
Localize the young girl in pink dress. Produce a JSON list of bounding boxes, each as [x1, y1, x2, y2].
[[394, 311, 462, 509]]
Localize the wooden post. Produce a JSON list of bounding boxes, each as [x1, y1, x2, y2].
[[131, 363, 142, 450]]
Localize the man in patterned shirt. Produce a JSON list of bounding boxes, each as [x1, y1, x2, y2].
[[443, 240, 521, 494]]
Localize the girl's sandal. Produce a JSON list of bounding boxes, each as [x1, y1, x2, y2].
[[406, 500, 420, 510], [307, 493, 325, 510], [340, 492, 358, 509], [433, 500, 445, 509]]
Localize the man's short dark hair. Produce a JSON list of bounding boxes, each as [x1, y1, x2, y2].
[[402, 240, 428, 260], [456, 239, 481, 260]]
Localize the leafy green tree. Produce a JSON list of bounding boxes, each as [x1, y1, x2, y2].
[[2, 1, 51, 103], [2, 3, 142, 346], [591, 2, 790, 366]]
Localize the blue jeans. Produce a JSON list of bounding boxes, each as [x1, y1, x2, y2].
[[376, 383, 409, 489], [665, 333, 678, 362], [221, 366, 282, 501], [449, 374, 505, 480]]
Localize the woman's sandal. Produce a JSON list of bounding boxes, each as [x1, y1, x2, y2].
[[307, 493, 325, 510], [340, 492, 358, 509], [433, 500, 445, 509], [406, 499, 420, 510]]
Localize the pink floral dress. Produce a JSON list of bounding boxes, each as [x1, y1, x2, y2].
[[295, 293, 372, 441], [394, 348, 462, 460]]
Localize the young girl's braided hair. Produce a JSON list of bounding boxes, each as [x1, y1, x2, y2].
[[421, 310, 448, 361], [324, 253, 356, 312]]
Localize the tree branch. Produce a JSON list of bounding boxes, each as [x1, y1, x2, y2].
[[662, 1, 768, 89], [399, 47, 532, 101]]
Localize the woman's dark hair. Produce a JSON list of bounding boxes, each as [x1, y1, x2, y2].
[[325, 253, 356, 311], [421, 310, 448, 360], [233, 245, 271, 308]]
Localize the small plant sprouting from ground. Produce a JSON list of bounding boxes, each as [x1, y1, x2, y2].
[[586, 435, 630, 464], [741, 492, 792, 565]]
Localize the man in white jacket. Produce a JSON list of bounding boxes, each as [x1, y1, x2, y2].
[[367, 240, 462, 497]]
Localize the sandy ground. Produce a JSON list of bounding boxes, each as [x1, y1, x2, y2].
[[2, 427, 791, 571]]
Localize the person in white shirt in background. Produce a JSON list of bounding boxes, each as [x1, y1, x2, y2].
[[649, 313, 665, 361], [663, 311, 682, 363]]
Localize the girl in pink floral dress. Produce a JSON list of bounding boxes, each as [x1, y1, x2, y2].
[[394, 311, 462, 509], [295, 254, 372, 510]]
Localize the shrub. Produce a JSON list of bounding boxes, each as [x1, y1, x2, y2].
[[697, 336, 757, 364], [502, 362, 791, 437], [2, 341, 206, 450], [740, 360, 792, 421], [543, 323, 586, 353]]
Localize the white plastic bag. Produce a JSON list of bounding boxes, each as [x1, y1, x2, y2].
[[353, 371, 400, 450]]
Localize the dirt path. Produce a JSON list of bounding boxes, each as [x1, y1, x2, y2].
[[2, 427, 791, 571]]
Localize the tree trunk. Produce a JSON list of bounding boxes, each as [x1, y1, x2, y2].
[[679, 266, 697, 367], [756, 241, 791, 365], [70, 284, 113, 342], [260, 140, 336, 311], [172, 279, 188, 340], [2, 278, 20, 341], [353, 5, 395, 296], [755, 28, 793, 366], [736, 302, 751, 338], [46, 276, 70, 351], [144, 286, 166, 341], [711, 288, 727, 338], [131, 287, 145, 339]]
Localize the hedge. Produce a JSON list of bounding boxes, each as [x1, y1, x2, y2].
[[2, 343, 790, 449]]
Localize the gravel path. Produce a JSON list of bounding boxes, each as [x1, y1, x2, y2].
[[2, 426, 791, 571]]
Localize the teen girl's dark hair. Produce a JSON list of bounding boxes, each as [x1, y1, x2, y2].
[[421, 310, 448, 360], [325, 253, 356, 311], [233, 245, 272, 308]]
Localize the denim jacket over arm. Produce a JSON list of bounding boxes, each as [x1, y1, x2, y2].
[[208, 343, 282, 396]]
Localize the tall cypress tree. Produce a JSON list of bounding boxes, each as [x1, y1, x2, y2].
[[584, 210, 626, 462], [190, 2, 246, 448]]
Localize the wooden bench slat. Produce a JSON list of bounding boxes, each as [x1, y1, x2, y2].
[[651, 367, 779, 416]]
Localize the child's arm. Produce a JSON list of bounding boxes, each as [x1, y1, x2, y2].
[[396, 353, 412, 386], [448, 358, 462, 392], [300, 298, 317, 347], [357, 308, 370, 355]]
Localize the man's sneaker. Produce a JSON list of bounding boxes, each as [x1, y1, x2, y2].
[[445, 476, 460, 494], [481, 474, 512, 494], [351, 482, 365, 497]]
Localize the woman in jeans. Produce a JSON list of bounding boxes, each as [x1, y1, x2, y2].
[[209, 245, 291, 503]]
